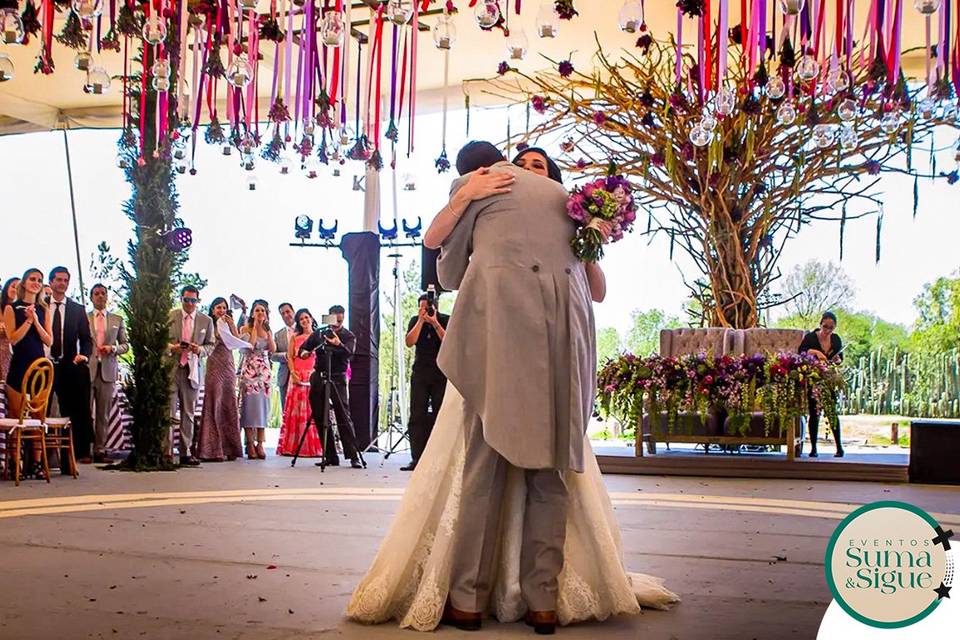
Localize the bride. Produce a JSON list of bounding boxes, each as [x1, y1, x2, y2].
[[347, 145, 679, 632]]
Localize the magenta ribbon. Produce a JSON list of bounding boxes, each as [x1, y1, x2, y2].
[[674, 8, 683, 87], [718, 0, 728, 83]]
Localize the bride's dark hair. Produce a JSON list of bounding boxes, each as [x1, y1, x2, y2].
[[512, 146, 563, 184]]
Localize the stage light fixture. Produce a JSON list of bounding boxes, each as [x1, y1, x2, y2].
[[318, 219, 339, 241], [402, 217, 422, 239], [378, 219, 399, 241], [294, 215, 313, 240]]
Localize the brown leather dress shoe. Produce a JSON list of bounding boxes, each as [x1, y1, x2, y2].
[[441, 601, 482, 631], [525, 610, 557, 635]]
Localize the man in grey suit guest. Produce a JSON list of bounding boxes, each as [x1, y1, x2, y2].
[[272, 302, 296, 412], [429, 141, 597, 633], [87, 284, 129, 463], [167, 285, 216, 466]]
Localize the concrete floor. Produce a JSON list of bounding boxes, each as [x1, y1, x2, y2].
[[1, 452, 958, 640]]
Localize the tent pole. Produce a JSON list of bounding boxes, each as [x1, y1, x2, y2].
[[61, 128, 87, 301]]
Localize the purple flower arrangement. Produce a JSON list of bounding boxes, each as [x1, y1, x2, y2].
[[598, 351, 844, 438], [566, 174, 638, 262]]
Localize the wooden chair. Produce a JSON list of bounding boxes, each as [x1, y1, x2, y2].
[[0, 358, 54, 485], [44, 415, 77, 479]]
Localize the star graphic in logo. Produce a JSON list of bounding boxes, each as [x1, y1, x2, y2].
[[934, 582, 951, 600]]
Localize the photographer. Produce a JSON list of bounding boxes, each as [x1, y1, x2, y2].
[[399, 291, 449, 472], [299, 304, 363, 469]]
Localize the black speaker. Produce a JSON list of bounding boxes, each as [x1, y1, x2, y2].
[[909, 420, 960, 484], [421, 245, 446, 293]]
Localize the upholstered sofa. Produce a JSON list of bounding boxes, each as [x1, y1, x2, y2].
[[638, 327, 807, 460]]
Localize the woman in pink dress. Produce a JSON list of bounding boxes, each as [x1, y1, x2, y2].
[[276, 309, 323, 457]]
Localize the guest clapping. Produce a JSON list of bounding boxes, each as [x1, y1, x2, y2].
[[276, 309, 323, 457], [0, 276, 20, 383], [194, 297, 243, 462], [239, 300, 276, 460]]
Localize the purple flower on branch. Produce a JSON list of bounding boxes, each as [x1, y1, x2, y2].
[[864, 160, 882, 175], [531, 95, 548, 114], [558, 60, 574, 78], [592, 111, 607, 126], [497, 61, 511, 76]]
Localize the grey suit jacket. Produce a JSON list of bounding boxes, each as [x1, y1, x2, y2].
[[168, 308, 216, 389], [272, 326, 294, 388], [437, 162, 596, 473], [88, 310, 129, 383]]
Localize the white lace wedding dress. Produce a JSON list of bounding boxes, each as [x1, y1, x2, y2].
[[347, 383, 679, 631]]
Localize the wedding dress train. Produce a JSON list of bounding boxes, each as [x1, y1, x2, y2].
[[347, 383, 679, 631]]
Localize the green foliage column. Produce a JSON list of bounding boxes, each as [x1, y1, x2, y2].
[[117, 27, 181, 469]]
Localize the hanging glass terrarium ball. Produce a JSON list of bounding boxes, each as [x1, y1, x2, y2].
[[152, 74, 171, 92], [74, 51, 93, 72], [918, 97, 937, 120], [506, 28, 529, 61], [880, 111, 901, 133], [152, 58, 171, 79], [700, 113, 718, 132], [837, 98, 857, 122], [320, 11, 345, 47], [142, 15, 168, 45], [432, 14, 457, 50], [776, 102, 797, 125], [279, 154, 292, 175], [402, 172, 417, 191], [386, 0, 414, 25], [1, 10, 25, 45], [839, 126, 858, 151], [222, 144, 233, 156], [72, 0, 103, 20], [796, 55, 820, 81], [618, 1, 643, 33], [689, 125, 713, 147], [914, 0, 942, 15], [766, 76, 786, 100], [813, 124, 834, 148], [226, 57, 253, 88], [824, 68, 849, 94], [0, 53, 14, 82], [86, 66, 111, 94], [714, 87, 736, 116], [304, 157, 320, 179], [536, 3, 559, 38], [247, 173, 259, 191], [778, 0, 805, 16], [475, 0, 501, 29]]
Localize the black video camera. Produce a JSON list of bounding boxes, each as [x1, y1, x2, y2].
[[425, 285, 437, 317]]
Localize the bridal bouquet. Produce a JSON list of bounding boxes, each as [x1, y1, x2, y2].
[[566, 174, 637, 262]]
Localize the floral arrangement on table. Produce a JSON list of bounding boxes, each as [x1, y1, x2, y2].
[[597, 351, 845, 438], [566, 172, 638, 262]]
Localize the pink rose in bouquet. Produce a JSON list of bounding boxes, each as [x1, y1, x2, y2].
[[566, 174, 637, 262]]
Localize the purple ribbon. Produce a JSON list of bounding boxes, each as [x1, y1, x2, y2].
[[675, 8, 682, 86]]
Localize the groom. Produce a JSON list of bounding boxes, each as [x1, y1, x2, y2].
[[435, 141, 596, 634]]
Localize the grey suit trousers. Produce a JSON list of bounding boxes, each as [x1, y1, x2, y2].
[[90, 368, 114, 453], [449, 411, 568, 614], [169, 366, 199, 456]]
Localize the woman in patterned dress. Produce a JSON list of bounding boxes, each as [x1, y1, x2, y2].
[[194, 297, 243, 462], [0, 277, 20, 385], [276, 309, 323, 457], [239, 300, 276, 459]]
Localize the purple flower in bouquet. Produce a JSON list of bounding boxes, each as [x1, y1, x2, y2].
[[566, 174, 637, 262]]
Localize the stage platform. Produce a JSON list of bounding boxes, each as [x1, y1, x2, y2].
[[594, 443, 910, 483]]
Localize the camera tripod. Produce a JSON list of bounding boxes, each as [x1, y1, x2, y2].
[[290, 343, 366, 471]]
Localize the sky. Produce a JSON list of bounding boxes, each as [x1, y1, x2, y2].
[[1, 106, 958, 338]]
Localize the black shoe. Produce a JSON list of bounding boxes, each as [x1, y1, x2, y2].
[[400, 463, 417, 471], [179, 456, 201, 467], [316, 459, 340, 467], [350, 459, 364, 469], [834, 449, 845, 458], [808, 449, 819, 458]]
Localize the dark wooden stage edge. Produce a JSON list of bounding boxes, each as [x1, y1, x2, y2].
[[597, 455, 909, 483]]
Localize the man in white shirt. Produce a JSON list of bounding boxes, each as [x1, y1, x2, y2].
[[272, 302, 297, 412], [87, 284, 129, 463]]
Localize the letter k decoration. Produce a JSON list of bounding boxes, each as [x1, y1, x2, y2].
[[932, 526, 954, 601]]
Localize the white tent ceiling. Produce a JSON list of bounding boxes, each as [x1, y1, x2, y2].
[[0, 0, 937, 135]]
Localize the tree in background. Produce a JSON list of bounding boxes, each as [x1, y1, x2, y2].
[[779, 260, 856, 327], [596, 327, 622, 365], [624, 309, 684, 357], [912, 273, 960, 354]]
